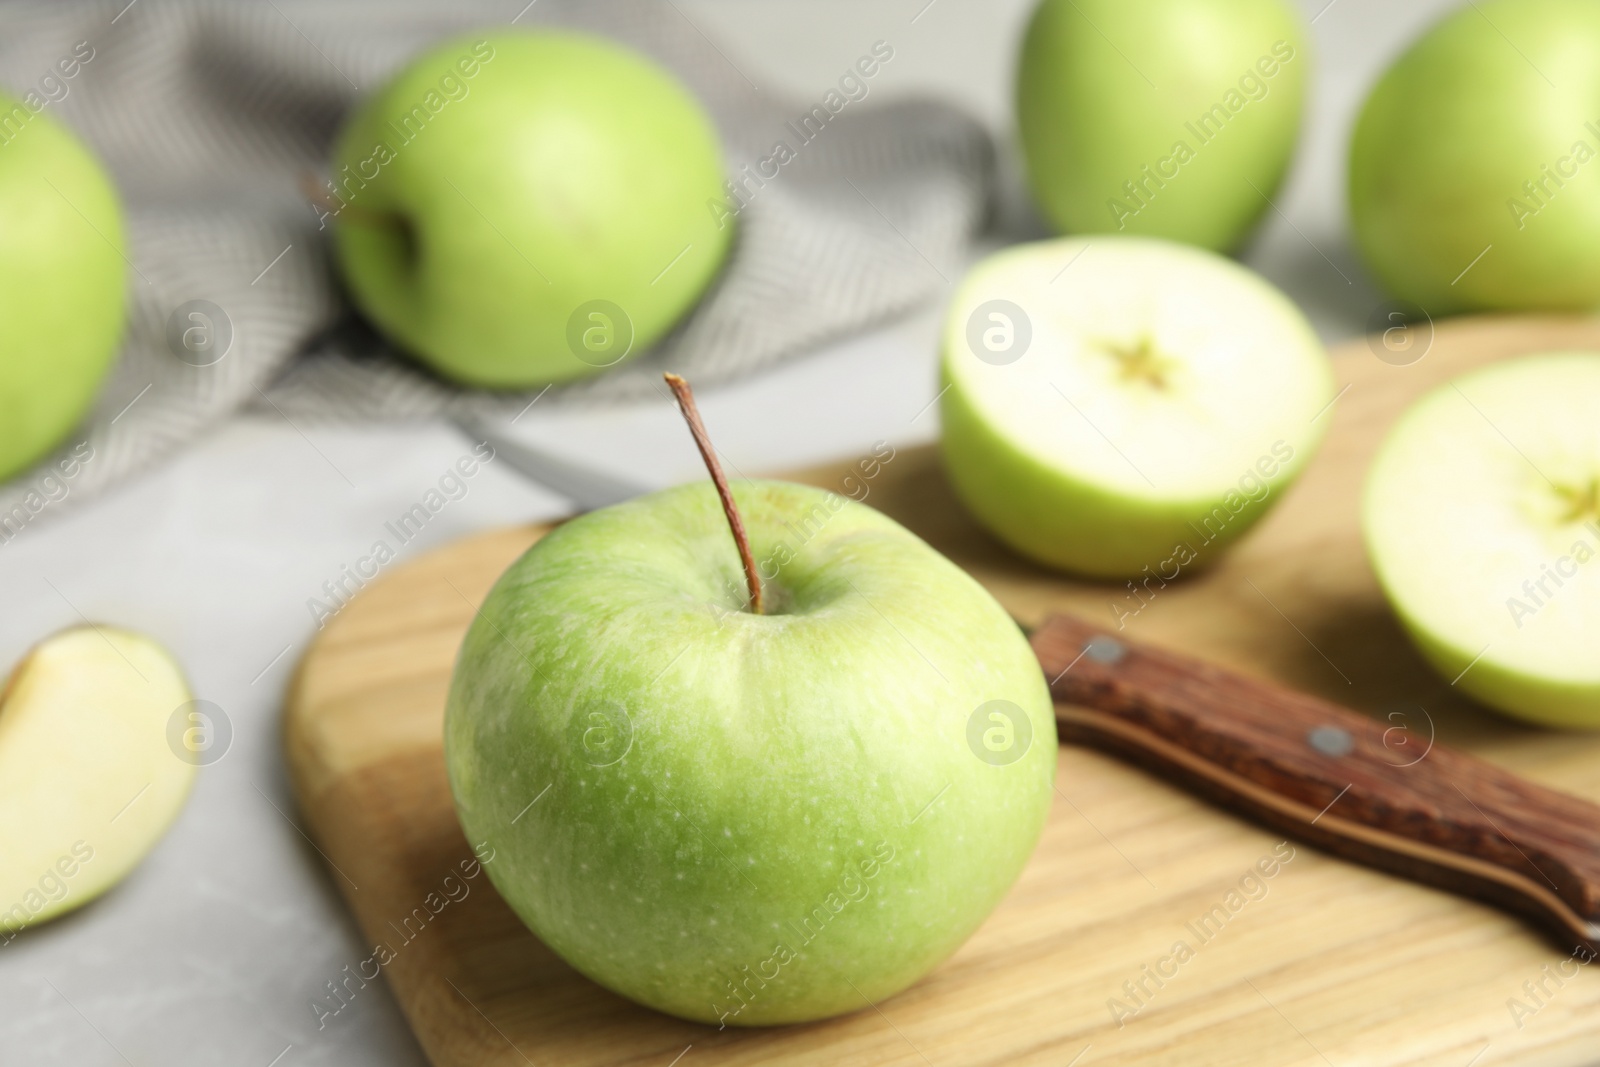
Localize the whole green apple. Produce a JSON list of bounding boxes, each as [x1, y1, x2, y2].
[[0, 92, 125, 481], [444, 479, 1055, 1025], [1016, 0, 1308, 251], [1364, 353, 1600, 728], [1350, 0, 1600, 313], [329, 31, 732, 388], [940, 236, 1332, 582]]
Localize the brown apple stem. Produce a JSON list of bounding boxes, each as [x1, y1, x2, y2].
[[297, 170, 399, 228], [664, 373, 764, 615]]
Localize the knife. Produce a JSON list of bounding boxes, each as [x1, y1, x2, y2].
[[1031, 613, 1600, 956], [461, 416, 1600, 956]]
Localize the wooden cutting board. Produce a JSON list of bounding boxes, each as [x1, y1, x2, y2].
[[285, 316, 1600, 1067]]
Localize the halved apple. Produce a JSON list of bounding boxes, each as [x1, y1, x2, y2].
[[0, 626, 196, 935], [1365, 353, 1600, 728], [939, 236, 1333, 578]]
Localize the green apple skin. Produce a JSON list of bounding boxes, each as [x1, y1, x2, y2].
[[939, 237, 1332, 580], [0, 93, 125, 481], [940, 378, 1273, 577], [1389, 609, 1600, 731], [444, 480, 1055, 1025], [1016, 0, 1308, 251], [1363, 354, 1600, 728], [331, 31, 732, 388], [1350, 0, 1600, 313]]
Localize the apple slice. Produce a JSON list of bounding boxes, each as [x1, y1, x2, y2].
[[0, 627, 196, 936], [1364, 353, 1600, 728], [939, 236, 1334, 578]]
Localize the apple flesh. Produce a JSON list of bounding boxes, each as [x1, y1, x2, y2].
[[939, 236, 1332, 579], [0, 627, 195, 935], [1349, 0, 1600, 313], [1364, 353, 1600, 729], [1016, 0, 1308, 251], [0, 93, 125, 481], [444, 480, 1056, 1025], [330, 31, 732, 388]]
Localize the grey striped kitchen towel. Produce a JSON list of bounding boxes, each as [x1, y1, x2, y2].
[[0, 0, 993, 525]]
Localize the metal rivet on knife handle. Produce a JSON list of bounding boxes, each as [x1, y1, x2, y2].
[[1083, 635, 1126, 664], [1307, 725, 1355, 757]]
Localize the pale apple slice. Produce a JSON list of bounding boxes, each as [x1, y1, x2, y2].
[[0, 627, 196, 935], [1365, 353, 1600, 729], [940, 236, 1334, 578]]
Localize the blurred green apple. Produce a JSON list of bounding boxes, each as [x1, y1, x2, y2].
[[1016, 0, 1308, 251], [328, 31, 732, 388], [445, 479, 1055, 1024], [940, 236, 1331, 581], [0, 93, 125, 482], [1365, 353, 1600, 728], [1350, 0, 1600, 313]]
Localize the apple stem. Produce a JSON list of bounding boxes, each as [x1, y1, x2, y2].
[[664, 373, 764, 615], [297, 170, 400, 229]]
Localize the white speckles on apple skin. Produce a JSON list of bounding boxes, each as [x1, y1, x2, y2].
[[444, 480, 1055, 1025]]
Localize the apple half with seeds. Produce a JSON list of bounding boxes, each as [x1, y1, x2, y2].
[[0, 626, 196, 936], [1364, 353, 1600, 728], [939, 236, 1334, 579]]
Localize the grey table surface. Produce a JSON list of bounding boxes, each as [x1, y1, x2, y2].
[[0, 1, 1465, 1064]]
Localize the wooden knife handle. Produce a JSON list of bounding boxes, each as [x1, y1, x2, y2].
[[1030, 613, 1600, 955]]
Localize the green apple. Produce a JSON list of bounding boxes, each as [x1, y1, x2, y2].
[[0, 93, 125, 481], [1016, 0, 1308, 251], [444, 479, 1055, 1025], [0, 627, 196, 937], [940, 236, 1332, 580], [1364, 353, 1600, 729], [1350, 0, 1600, 313], [329, 31, 732, 388]]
